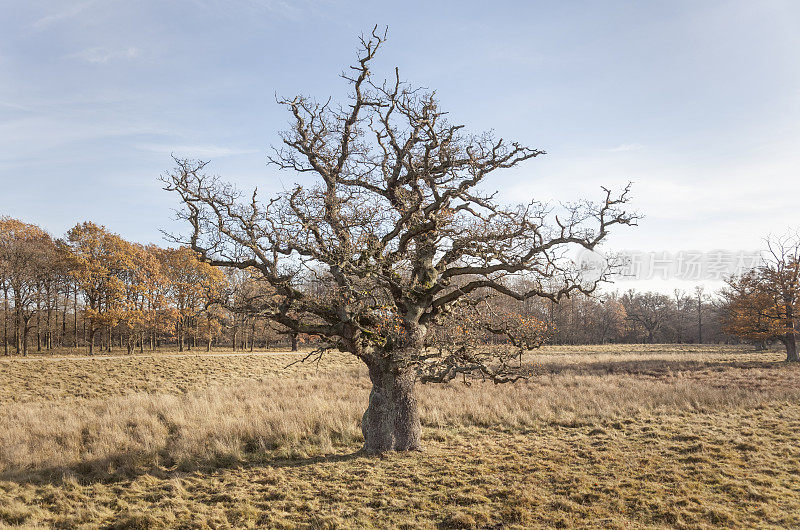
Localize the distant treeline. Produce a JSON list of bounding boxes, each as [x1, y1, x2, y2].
[[0, 217, 300, 355], [0, 215, 759, 356], [537, 288, 725, 345]]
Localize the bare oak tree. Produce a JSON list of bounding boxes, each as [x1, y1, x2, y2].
[[622, 290, 674, 344], [163, 28, 636, 452]]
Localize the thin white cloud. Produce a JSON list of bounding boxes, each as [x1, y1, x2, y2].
[[31, 1, 97, 30], [0, 101, 27, 110], [196, 0, 329, 22], [606, 143, 644, 152], [69, 47, 140, 64], [0, 115, 173, 163], [136, 144, 260, 158]]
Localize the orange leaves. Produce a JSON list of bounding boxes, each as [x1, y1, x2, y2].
[[156, 246, 226, 315], [67, 222, 133, 309], [67, 224, 177, 334], [721, 272, 786, 342], [721, 235, 800, 347], [65, 223, 229, 344], [372, 309, 408, 346], [0, 216, 60, 301], [0, 217, 50, 244]]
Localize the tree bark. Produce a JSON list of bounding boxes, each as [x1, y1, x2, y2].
[[46, 286, 53, 350], [697, 296, 703, 344], [15, 297, 25, 355], [3, 288, 8, 356], [361, 361, 421, 453], [14, 312, 20, 355], [250, 320, 255, 352], [177, 317, 184, 352], [61, 288, 67, 348], [785, 332, 799, 362], [21, 316, 28, 355], [36, 291, 41, 352], [206, 313, 212, 352], [73, 287, 79, 348]]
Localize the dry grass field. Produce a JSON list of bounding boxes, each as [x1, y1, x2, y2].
[[1, 344, 799, 528]]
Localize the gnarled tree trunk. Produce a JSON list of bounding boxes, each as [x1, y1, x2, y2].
[[361, 359, 421, 453]]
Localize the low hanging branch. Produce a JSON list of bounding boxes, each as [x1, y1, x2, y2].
[[162, 26, 638, 452]]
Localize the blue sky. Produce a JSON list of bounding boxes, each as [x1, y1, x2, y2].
[[1, 1, 799, 290]]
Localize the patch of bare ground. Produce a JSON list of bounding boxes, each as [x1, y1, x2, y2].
[[0, 344, 798, 528]]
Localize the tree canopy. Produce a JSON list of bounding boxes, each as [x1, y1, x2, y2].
[[721, 232, 800, 361], [164, 28, 637, 452]]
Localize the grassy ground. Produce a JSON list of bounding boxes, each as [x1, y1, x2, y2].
[[0, 345, 799, 528]]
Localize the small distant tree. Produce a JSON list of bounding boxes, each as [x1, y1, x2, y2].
[[163, 29, 636, 452], [596, 294, 627, 343], [721, 233, 800, 361], [622, 291, 673, 343], [694, 285, 705, 343]]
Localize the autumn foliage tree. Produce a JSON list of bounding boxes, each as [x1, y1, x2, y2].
[[721, 271, 781, 347], [721, 233, 800, 361], [164, 29, 636, 452], [0, 218, 59, 355], [66, 222, 138, 354], [158, 246, 226, 351], [0, 216, 306, 354], [116, 243, 163, 353]]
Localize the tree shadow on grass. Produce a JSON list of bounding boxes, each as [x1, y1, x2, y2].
[[0, 447, 367, 488], [531, 358, 797, 378]]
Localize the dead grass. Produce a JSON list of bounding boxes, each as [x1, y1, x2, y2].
[[0, 351, 363, 404], [1, 345, 799, 528]]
